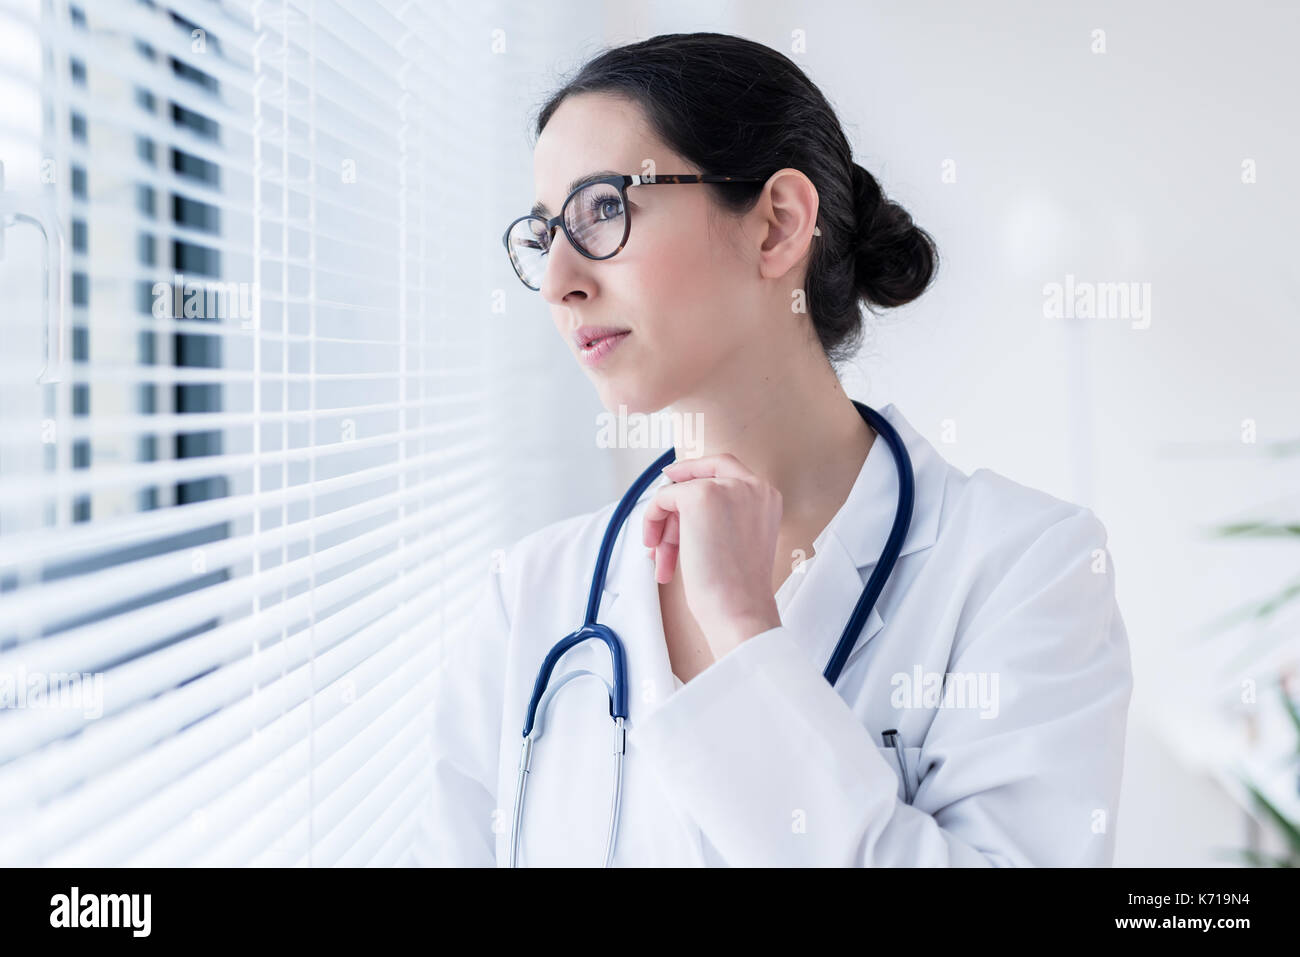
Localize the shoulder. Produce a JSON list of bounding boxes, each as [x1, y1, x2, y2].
[[937, 466, 1121, 646], [918, 455, 1118, 634], [902, 464, 1131, 715], [955, 467, 1110, 551], [878, 403, 1110, 574]]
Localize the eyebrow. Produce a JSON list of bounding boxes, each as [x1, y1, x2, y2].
[[531, 169, 620, 219]]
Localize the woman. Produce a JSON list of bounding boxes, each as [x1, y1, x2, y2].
[[422, 33, 1132, 867]]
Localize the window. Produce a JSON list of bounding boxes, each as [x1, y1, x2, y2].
[[0, 0, 536, 866]]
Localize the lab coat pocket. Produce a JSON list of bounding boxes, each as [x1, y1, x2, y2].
[[874, 744, 924, 805]]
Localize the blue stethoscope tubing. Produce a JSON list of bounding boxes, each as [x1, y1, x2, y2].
[[508, 400, 914, 867]]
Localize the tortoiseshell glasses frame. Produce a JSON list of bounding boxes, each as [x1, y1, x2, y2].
[[502, 173, 768, 290]]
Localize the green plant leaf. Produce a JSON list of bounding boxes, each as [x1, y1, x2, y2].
[[1263, 438, 1300, 458], [1194, 578, 1300, 637], [1281, 684, 1300, 753], [1209, 521, 1300, 538], [1231, 847, 1294, 867], [1240, 775, 1300, 858]]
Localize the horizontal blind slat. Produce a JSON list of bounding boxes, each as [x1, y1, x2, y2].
[[0, 440, 496, 567], [0, 500, 497, 688], [3, 475, 497, 634]]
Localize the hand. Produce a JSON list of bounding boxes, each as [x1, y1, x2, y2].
[[642, 453, 784, 656]]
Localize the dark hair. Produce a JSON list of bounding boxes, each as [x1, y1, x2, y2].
[[533, 32, 939, 365]]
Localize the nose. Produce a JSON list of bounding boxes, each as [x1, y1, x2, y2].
[[539, 226, 593, 305]]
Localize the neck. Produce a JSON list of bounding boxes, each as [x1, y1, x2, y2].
[[666, 345, 875, 554]]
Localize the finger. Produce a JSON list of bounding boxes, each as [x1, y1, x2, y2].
[[644, 507, 667, 549], [659, 452, 753, 483], [661, 509, 680, 548], [644, 501, 664, 548], [655, 540, 678, 584], [643, 485, 684, 548], [652, 511, 679, 583]]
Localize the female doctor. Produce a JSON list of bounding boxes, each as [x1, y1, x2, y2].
[[421, 33, 1132, 867]]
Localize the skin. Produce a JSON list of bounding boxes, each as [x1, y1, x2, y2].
[[532, 91, 876, 665]]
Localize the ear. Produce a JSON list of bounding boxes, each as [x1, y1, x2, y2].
[[756, 168, 820, 281]]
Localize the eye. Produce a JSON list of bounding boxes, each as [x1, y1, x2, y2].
[[515, 221, 553, 251], [588, 193, 623, 221]]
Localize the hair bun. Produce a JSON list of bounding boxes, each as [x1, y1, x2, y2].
[[850, 163, 938, 308]]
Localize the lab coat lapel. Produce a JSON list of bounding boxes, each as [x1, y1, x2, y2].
[[780, 533, 886, 675], [781, 403, 945, 675]]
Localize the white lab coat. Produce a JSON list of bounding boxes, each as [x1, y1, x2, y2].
[[415, 402, 1133, 867]]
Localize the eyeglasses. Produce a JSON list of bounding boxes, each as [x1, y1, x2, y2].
[[502, 173, 767, 291]]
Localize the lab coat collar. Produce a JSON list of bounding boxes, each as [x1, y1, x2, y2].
[[597, 401, 948, 695], [775, 402, 948, 674], [828, 401, 944, 572]]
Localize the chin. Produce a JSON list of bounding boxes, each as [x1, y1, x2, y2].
[[593, 381, 665, 417]]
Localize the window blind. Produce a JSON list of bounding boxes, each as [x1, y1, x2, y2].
[[0, 0, 527, 865]]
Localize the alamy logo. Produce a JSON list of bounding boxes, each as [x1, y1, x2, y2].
[[595, 405, 703, 452], [49, 887, 151, 937], [890, 666, 1000, 718], [0, 666, 103, 719], [1042, 273, 1151, 329], [152, 273, 257, 322]]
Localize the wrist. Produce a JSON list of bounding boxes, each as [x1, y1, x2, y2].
[[713, 606, 782, 654]]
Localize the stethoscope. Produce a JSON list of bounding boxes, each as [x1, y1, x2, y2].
[[508, 400, 915, 867]]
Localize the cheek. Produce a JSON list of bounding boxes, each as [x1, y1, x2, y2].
[[629, 224, 741, 352], [645, 233, 711, 293]]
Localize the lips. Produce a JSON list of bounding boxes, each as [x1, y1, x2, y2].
[[575, 328, 631, 367], [573, 325, 631, 350]]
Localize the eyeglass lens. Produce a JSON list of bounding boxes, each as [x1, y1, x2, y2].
[[507, 181, 626, 287]]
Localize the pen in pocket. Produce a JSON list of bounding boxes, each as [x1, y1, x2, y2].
[[880, 729, 915, 805]]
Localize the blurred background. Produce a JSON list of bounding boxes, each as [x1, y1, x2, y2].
[[0, 0, 1296, 866]]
